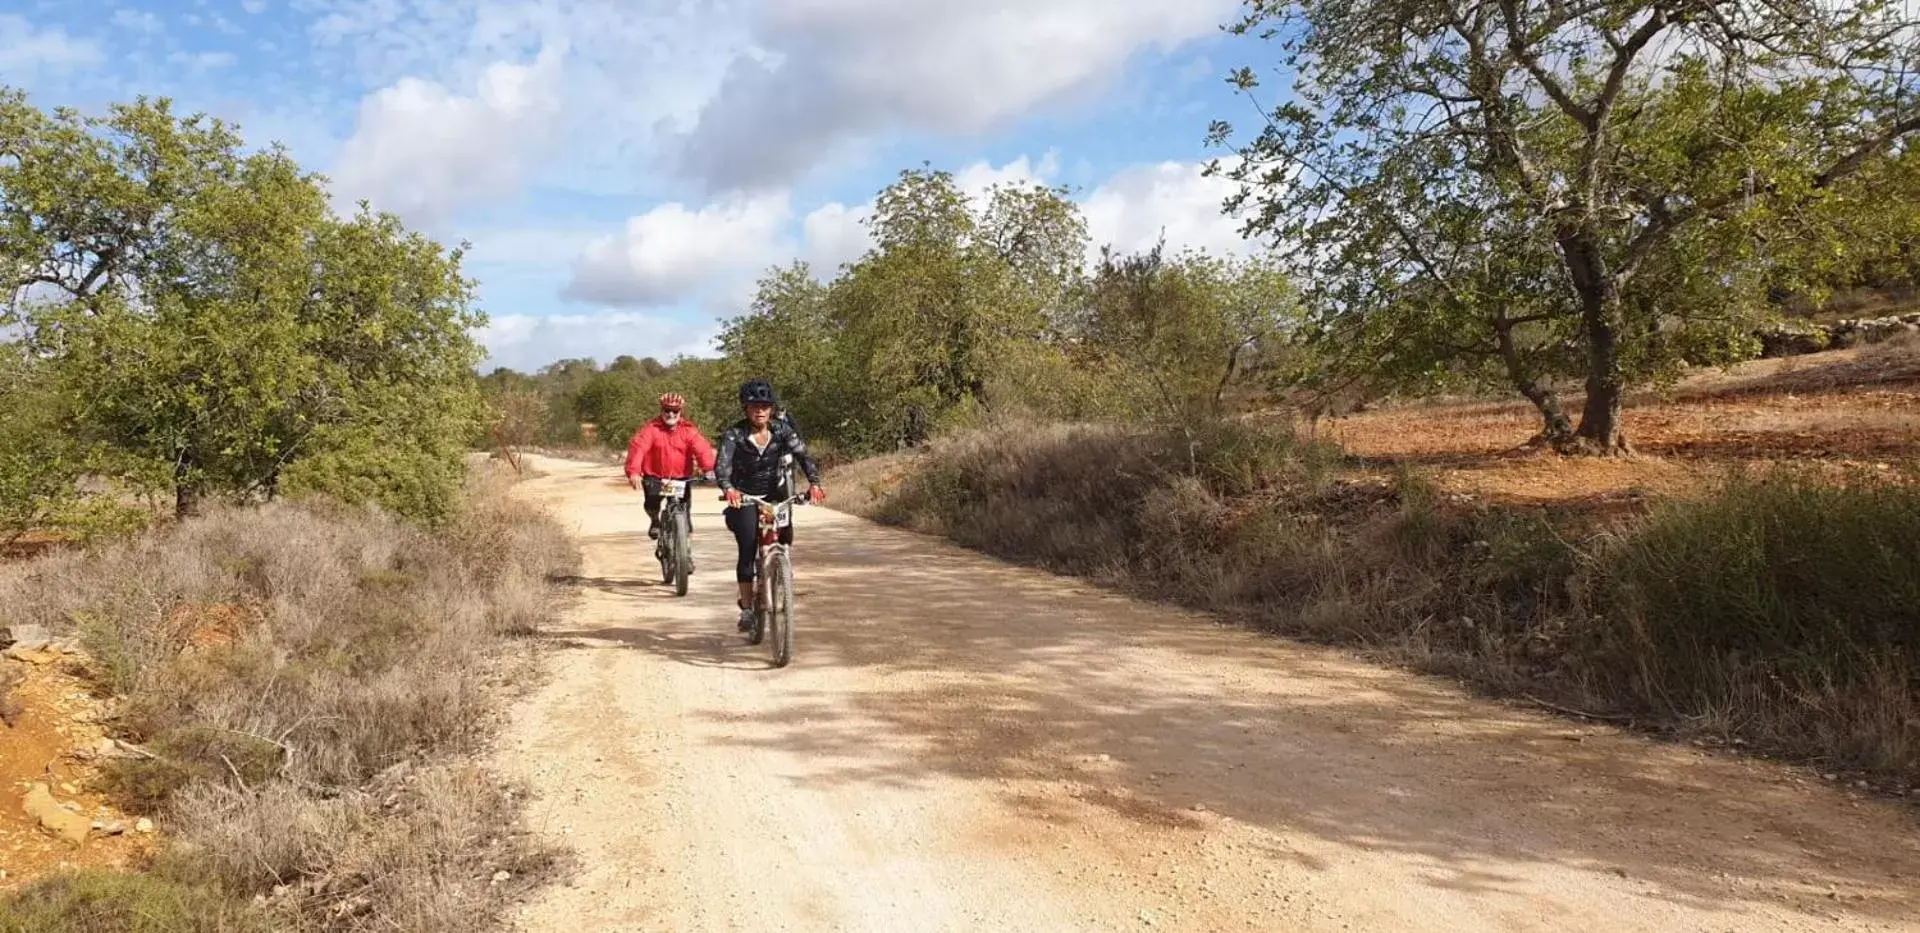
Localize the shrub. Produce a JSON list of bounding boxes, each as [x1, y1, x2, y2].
[[0, 462, 578, 930], [0, 871, 267, 933], [1585, 466, 1920, 770]]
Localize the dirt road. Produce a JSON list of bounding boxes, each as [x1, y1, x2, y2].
[[500, 455, 1920, 933]]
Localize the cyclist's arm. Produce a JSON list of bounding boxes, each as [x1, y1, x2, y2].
[[690, 430, 718, 475], [623, 425, 653, 479], [713, 429, 739, 491], [786, 432, 823, 488]]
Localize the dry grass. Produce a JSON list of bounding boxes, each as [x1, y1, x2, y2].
[[836, 418, 1920, 786], [0, 664, 22, 728], [0, 463, 578, 931]]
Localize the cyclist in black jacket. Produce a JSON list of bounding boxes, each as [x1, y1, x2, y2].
[[715, 379, 826, 631]]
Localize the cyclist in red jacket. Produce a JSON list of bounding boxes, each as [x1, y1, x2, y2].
[[625, 393, 718, 540]]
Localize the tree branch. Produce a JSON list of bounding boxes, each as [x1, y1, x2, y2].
[[1499, 0, 1595, 129], [1594, 9, 1671, 124], [1814, 113, 1920, 189]]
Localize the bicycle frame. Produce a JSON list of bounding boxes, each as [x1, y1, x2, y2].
[[737, 491, 806, 550]]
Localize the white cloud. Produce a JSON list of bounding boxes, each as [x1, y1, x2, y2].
[[675, 0, 1238, 192], [296, 0, 745, 199], [111, 9, 165, 34], [799, 201, 873, 273], [564, 194, 793, 308], [954, 151, 1061, 198], [171, 50, 240, 71], [557, 155, 1249, 314], [331, 44, 566, 228], [242, 0, 269, 14], [476, 311, 721, 372], [1081, 160, 1248, 262], [0, 15, 103, 76]]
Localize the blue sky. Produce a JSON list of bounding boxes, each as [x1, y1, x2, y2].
[[1, 0, 1271, 371]]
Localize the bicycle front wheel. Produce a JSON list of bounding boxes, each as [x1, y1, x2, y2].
[[671, 508, 691, 597], [657, 508, 675, 584], [767, 549, 794, 668]]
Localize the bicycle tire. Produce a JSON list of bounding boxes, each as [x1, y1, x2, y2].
[[656, 505, 675, 584], [768, 549, 794, 668], [671, 508, 691, 597], [748, 553, 767, 645]]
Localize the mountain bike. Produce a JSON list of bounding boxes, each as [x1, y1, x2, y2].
[[653, 477, 701, 597], [737, 490, 807, 668]]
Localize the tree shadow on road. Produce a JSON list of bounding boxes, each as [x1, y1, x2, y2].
[[654, 514, 1920, 925]]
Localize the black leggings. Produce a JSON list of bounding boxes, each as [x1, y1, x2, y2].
[[725, 505, 792, 583]]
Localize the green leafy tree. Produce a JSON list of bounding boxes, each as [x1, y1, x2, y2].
[[1077, 244, 1301, 418], [0, 347, 88, 543], [1, 90, 484, 519], [1212, 0, 1920, 451], [719, 167, 1091, 452]]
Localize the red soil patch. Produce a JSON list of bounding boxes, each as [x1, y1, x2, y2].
[[0, 653, 155, 891], [1320, 344, 1920, 505]]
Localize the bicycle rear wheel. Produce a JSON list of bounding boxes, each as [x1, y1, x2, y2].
[[766, 549, 794, 668]]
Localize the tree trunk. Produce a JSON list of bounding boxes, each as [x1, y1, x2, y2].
[[1557, 231, 1631, 455], [175, 483, 201, 519], [1494, 320, 1574, 444], [1212, 343, 1245, 415], [174, 457, 201, 519], [1573, 303, 1630, 454]]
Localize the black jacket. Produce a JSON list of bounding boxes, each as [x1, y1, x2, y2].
[[715, 420, 821, 498]]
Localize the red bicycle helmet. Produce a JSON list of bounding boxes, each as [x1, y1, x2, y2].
[[658, 393, 686, 412]]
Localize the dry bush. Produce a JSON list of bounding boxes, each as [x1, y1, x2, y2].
[[0, 664, 24, 728], [0, 468, 578, 931], [840, 420, 1920, 782], [165, 763, 561, 933]]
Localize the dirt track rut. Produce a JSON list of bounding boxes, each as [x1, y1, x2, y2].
[[500, 455, 1920, 932]]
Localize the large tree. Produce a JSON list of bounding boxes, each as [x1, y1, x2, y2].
[[1211, 0, 1920, 451], [720, 166, 1091, 452], [1, 90, 485, 518]]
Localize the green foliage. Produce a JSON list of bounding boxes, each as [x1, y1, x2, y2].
[[0, 871, 266, 933], [1073, 244, 1302, 418], [0, 344, 152, 543], [1589, 468, 1920, 716], [1212, 0, 1920, 447], [710, 166, 1296, 454], [1, 88, 484, 522], [0, 348, 87, 542]]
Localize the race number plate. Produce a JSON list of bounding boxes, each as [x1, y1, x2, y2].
[[660, 479, 686, 496], [774, 507, 792, 529]]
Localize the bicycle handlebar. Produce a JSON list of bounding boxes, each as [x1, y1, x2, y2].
[[732, 491, 809, 508]]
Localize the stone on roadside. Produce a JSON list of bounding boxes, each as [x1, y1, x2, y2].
[[0, 624, 52, 653], [23, 784, 91, 845], [135, 817, 155, 834]]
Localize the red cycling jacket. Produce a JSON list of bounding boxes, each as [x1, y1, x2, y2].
[[624, 417, 718, 479]]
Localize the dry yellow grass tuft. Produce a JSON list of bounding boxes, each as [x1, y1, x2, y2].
[[0, 462, 578, 931]]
